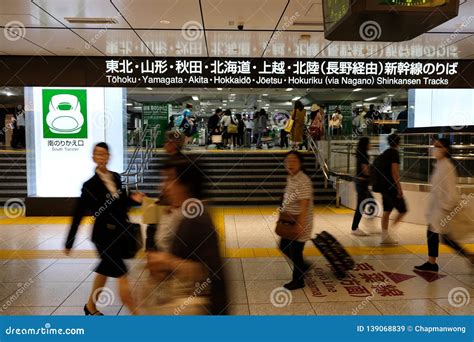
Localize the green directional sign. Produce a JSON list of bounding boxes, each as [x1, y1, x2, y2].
[[42, 88, 88, 139], [142, 102, 170, 147]]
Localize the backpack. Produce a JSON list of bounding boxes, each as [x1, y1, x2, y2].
[[175, 115, 184, 128], [370, 153, 387, 193]]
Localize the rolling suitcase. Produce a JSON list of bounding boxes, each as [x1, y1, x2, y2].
[[311, 231, 355, 278]]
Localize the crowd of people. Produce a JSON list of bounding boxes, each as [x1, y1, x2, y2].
[[62, 102, 472, 315], [164, 101, 350, 150]]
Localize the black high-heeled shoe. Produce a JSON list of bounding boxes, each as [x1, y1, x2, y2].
[[83, 304, 104, 316]]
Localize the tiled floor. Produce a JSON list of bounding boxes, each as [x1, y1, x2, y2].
[[0, 207, 472, 316]]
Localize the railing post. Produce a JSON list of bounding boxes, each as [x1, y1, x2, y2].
[[335, 177, 340, 208]]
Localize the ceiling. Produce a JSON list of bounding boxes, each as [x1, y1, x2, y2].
[[0, 0, 473, 58]]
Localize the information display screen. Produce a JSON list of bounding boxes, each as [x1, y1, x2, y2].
[[408, 89, 474, 128], [323, 0, 351, 31]]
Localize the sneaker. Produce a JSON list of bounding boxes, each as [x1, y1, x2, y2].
[[351, 228, 370, 236], [283, 280, 305, 290], [380, 235, 399, 245], [414, 262, 439, 273]]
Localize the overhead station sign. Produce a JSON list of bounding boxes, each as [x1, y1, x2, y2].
[[0, 56, 472, 89], [103, 58, 466, 88]]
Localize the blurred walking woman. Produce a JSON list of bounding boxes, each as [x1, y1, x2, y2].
[[290, 100, 306, 150], [350, 137, 372, 236], [414, 138, 474, 272], [147, 160, 228, 314], [65, 142, 144, 315], [278, 151, 313, 290]]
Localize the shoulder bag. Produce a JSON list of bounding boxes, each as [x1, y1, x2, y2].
[[275, 212, 301, 240]]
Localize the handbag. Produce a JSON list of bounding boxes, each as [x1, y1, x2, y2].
[[141, 197, 168, 224], [283, 118, 294, 133], [275, 212, 301, 240], [122, 222, 143, 259], [227, 123, 238, 134]]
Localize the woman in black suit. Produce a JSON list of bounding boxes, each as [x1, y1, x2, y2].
[[65, 142, 144, 315]]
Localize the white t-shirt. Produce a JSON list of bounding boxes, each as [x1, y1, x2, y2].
[[155, 207, 184, 252], [281, 171, 314, 241]]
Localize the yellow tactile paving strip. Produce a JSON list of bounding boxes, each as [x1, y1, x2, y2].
[[0, 206, 472, 259]]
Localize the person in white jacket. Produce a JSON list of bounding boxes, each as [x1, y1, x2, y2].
[[414, 138, 474, 272]]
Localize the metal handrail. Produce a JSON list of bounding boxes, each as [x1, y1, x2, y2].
[[304, 127, 345, 207], [305, 127, 330, 182], [124, 124, 148, 175], [121, 124, 159, 191], [324, 131, 474, 197]]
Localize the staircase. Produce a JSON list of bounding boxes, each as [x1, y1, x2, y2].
[[0, 151, 27, 206], [131, 151, 337, 205]]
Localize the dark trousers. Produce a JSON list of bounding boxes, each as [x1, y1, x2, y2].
[[427, 229, 469, 258], [351, 182, 372, 230], [237, 132, 244, 146], [279, 238, 307, 282], [280, 129, 289, 148], [146, 224, 158, 251]]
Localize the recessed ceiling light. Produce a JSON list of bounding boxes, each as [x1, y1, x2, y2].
[[126, 103, 133, 106], [230, 93, 236, 96], [65, 17, 118, 24], [257, 99, 262, 102], [291, 96, 300, 101], [5, 92, 13, 96], [222, 100, 227, 102], [356, 104, 363, 107], [159, 20, 171, 24], [217, 88, 222, 91], [388, 94, 394, 97], [353, 88, 362, 92], [262, 93, 268, 96], [192, 96, 199, 101], [364, 97, 377, 101], [146, 87, 152, 90], [285, 88, 293, 91]]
